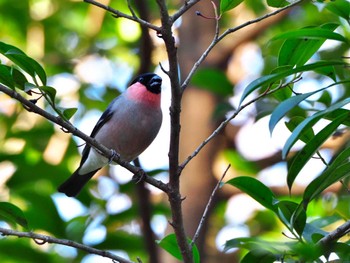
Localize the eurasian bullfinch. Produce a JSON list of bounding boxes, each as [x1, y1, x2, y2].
[[58, 73, 163, 197]]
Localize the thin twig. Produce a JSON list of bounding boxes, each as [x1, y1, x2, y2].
[[219, 0, 305, 41], [0, 84, 169, 193], [180, 21, 218, 91], [179, 79, 301, 172], [315, 151, 328, 166], [212, 1, 220, 39], [181, 2, 221, 93], [183, 0, 221, 91], [83, 0, 161, 32], [0, 227, 134, 263], [190, 164, 231, 249], [180, 0, 305, 91], [126, 0, 138, 19], [172, 0, 202, 23]]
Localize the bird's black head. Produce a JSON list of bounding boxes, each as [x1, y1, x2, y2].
[[130, 73, 162, 94]]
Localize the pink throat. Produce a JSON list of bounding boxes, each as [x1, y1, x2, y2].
[[126, 82, 161, 107]]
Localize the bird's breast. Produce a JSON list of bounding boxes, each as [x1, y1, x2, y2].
[[94, 100, 162, 162]]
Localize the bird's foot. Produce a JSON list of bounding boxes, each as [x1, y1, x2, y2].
[[108, 149, 118, 164], [132, 170, 145, 184]]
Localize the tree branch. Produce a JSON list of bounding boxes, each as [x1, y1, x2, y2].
[[190, 164, 230, 249], [172, 0, 202, 23], [0, 84, 169, 193], [0, 227, 134, 263], [180, 0, 305, 91], [83, 0, 161, 32], [317, 220, 350, 247], [156, 0, 193, 261], [179, 79, 301, 172], [218, 0, 305, 41]]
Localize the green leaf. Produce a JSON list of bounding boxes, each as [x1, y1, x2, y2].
[[65, 216, 89, 242], [272, 27, 348, 43], [61, 107, 78, 120], [15, 190, 65, 235], [192, 243, 200, 263], [255, 99, 279, 121], [0, 41, 47, 85], [11, 68, 28, 90], [147, 168, 169, 177], [314, 65, 337, 81], [0, 202, 29, 230], [9, 53, 47, 86], [0, 242, 56, 262], [318, 90, 332, 107], [269, 88, 326, 134], [324, 108, 350, 127], [245, 0, 266, 13], [157, 234, 200, 263], [213, 101, 234, 120], [286, 111, 349, 190], [0, 64, 15, 89], [310, 214, 343, 229], [39, 86, 57, 104], [333, 243, 350, 260], [191, 68, 233, 97], [239, 60, 346, 105], [223, 150, 259, 175], [241, 250, 276, 263], [302, 222, 328, 243], [282, 97, 350, 159], [303, 147, 350, 206], [326, 0, 350, 21], [266, 0, 289, 8], [335, 195, 350, 219], [285, 116, 314, 144], [224, 237, 263, 252], [277, 23, 340, 67], [95, 231, 144, 251], [226, 177, 277, 212], [291, 241, 323, 261], [272, 85, 293, 101], [276, 201, 306, 237], [220, 0, 244, 14], [224, 237, 287, 253], [0, 41, 26, 56]]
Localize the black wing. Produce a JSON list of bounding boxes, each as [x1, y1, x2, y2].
[[79, 99, 117, 165]]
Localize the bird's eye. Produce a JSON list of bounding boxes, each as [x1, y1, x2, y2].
[[139, 77, 144, 83]]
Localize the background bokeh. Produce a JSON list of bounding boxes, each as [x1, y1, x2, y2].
[[0, 0, 349, 262]]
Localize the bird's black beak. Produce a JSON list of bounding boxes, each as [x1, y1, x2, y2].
[[149, 75, 162, 94], [150, 75, 162, 87]]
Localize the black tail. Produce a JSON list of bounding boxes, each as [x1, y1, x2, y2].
[[58, 169, 99, 197]]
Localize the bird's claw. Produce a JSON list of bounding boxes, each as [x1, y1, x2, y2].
[[108, 149, 118, 164], [132, 171, 145, 184]]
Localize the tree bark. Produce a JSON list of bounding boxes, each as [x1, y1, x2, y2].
[[162, 2, 295, 262], [178, 0, 223, 259]]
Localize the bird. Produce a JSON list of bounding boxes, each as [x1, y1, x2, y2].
[[58, 73, 163, 197]]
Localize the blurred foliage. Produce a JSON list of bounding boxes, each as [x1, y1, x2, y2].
[[157, 234, 200, 263], [0, 0, 350, 262], [0, 0, 166, 262]]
